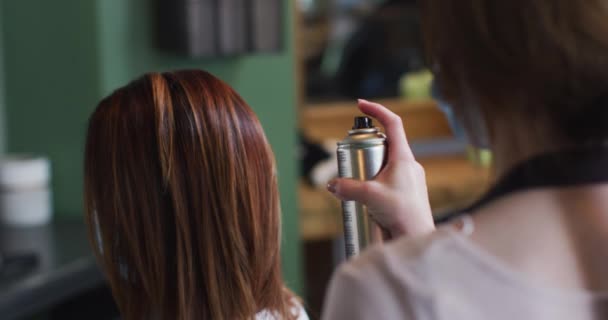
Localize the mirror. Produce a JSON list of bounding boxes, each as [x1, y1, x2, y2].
[[297, 0, 424, 104]]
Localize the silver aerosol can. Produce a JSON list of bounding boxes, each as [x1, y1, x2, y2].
[[337, 116, 387, 258]]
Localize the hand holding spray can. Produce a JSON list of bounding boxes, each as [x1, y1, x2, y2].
[[337, 116, 387, 258]]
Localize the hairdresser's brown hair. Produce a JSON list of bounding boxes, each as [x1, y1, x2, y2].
[[84, 70, 297, 319], [421, 1, 608, 142]]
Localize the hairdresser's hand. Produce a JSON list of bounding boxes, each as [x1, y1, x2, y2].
[[327, 99, 435, 239]]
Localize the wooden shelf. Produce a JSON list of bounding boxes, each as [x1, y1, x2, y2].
[[305, 97, 437, 111], [300, 98, 452, 142]]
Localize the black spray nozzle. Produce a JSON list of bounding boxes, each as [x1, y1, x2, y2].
[[353, 116, 373, 129]]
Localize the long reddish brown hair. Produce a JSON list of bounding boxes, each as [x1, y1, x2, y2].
[[84, 70, 297, 319]]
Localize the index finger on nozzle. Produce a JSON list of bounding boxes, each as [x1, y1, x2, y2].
[[357, 99, 414, 161]]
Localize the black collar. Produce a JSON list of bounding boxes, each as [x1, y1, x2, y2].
[[436, 145, 608, 224]]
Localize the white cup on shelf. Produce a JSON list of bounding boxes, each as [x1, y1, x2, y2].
[[0, 155, 52, 227]]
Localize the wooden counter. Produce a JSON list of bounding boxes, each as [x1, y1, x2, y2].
[[299, 155, 491, 241]]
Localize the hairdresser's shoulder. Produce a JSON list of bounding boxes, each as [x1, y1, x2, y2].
[[344, 227, 456, 279], [322, 228, 457, 319]]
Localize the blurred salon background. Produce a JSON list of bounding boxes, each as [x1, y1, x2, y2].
[[0, 0, 489, 319]]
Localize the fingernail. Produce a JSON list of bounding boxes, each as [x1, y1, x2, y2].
[[327, 179, 338, 194], [358, 98, 368, 103]]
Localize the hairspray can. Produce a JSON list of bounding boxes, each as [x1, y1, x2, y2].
[[337, 116, 387, 258]]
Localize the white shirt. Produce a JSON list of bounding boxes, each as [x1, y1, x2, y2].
[[256, 300, 309, 320], [322, 227, 608, 319]]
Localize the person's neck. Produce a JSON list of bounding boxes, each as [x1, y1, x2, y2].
[[490, 139, 542, 179], [489, 120, 562, 178]]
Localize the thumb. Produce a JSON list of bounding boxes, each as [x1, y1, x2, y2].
[[327, 178, 384, 205]]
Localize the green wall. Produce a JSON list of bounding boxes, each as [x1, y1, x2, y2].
[[2, 0, 302, 293], [1, 0, 100, 213]]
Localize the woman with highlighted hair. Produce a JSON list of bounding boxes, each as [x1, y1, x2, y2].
[[84, 70, 308, 320]]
